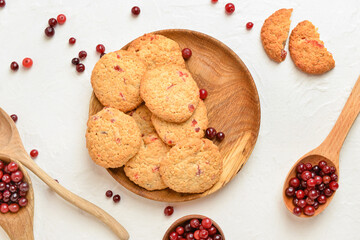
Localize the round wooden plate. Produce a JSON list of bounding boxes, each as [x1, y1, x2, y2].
[[88, 29, 261, 202]]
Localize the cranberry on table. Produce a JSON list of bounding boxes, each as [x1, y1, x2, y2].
[[182, 48, 192, 60], [44, 26, 55, 37], [225, 3, 235, 14], [48, 18, 57, 27], [96, 44, 106, 54], [246, 22, 254, 30], [205, 128, 217, 140], [69, 37, 76, 45], [0, 0, 5, 8], [199, 89, 208, 100], [78, 50, 87, 59], [72, 58, 80, 65], [76, 64, 85, 73], [30, 149, 38, 158], [105, 190, 113, 198], [164, 206, 174, 216], [131, 6, 140, 15], [211, 0, 218, 3], [57, 14, 66, 24], [10, 61, 19, 71], [113, 194, 121, 203], [216, 132, 225, 141], [22, 58, 33, 68]]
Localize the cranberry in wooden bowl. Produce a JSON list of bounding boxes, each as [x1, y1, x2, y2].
[[163, 215, 225, 240]]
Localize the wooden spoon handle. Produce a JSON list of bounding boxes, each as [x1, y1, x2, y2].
[[319, 76, 360, 160], [17, 154, 129, 240]]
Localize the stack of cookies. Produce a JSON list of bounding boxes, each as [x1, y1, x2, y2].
[[86, 33, 223, 194]]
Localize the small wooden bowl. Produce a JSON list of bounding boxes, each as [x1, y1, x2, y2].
[[162, 214, 225, 240], [89, 29, 261, 202]]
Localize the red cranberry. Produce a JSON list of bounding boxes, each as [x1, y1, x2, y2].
[[184, 223, 192, 232], [305, 163, 312, 171], [76, 64, 85, 73], [164, 206, 174, 216], [318, 160, 327, 169], [216, 132, 225, 141], [301, 171, 311, 181], [306, 197, 314, 205], [105, 190, 113, 198], [190, 219, 200, 229], [293, 207, 301, 216], [329, 181, 339, 191], [300, 180, 307, 189], [169, 232, 178, 240], [289, 177, 300, 188], [205, 128, 217, 140], [19, 182, 29, 192], [323, 175, 331, 184], [186, 233, 194, 240], [69, 37, 76, 45], [0, 0, 5, 8], [22, 58, 33, 68], [297, 199, 306, 208], [304, 205, 315, 216], [293, 198, 299, 206], [131, 6, 141, 15], [0, 161, 4, 170], [30, 149, 38, 158], [308, 189, 319, 200], [2, 174, 10, 183], [324, 188, 333, 197], [296, 163, 306, 173], [57, 14, 66, 25], [48, 18, 57, 27], [201, 218, 212, 229], [78, 51, 87, 59], [96, 44, 105, 54], [318, 183, 326, 191], [10, 114, 18, 122], [0, 203, 8, 213], [199, 230, 209, 239], [4, 166, 10, 174], [11, 171, 23, 183], [285, 187, 295, 197], [317, 195, 327, 204], [314, 175, 322, 185], [330, 173, 338, 182], [0, 182, 5, 191], [225, 3, 235, 14], [330, 166, 336, 174], [176, 226, 185, 235], [113, 194, 120, 203], [8, 203, 19, 213], [211, 0, 218, 3], [307, 178, 316, 188], [10, 61, 19, 71], [213, 234, 222, 240], [313, 201, 319, 209], [18, 197, 28, 207], [322, 165, 331, 174], [45, 27, 55, 37], [9, 185, 16, 193], [199, 89, 208, 100], [296, 190, 305, 199], [182, 48, 192, 60], [72, 58, 80, 65], [312, 165, 320, 173], [319, 171, 325, 177], [10, 192, 19, 202], [246, 22, 254, 30], [7, 162, 18, 172], [208, 226, 217, 235], [193, 230, 200, 239]]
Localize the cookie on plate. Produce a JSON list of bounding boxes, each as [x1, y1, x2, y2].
[[160, 138, 222, 193], [127, 33, 185, 70], [140, 65, 200, 123], [128, 104, 156, 137], [152, 100, 208, 146], [124, 134, 170, 191], [261, 8, 293, 62], [86, 107, 142, 168], [91, 50, 147, 112], [289, 20, 335, 74]]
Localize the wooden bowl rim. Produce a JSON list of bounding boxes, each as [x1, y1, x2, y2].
[[162, 214, 225, 240], [89, 28, 261, 202]]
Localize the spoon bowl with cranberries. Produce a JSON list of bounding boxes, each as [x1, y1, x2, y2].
[[163, 215, 225, 240], [0, 156, 34, 239]]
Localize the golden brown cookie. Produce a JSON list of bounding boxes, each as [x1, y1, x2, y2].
[[140, 65, 200, 123], [261, 8, 293, 62], [124, 134, 170, 191], [152, 100, 208, 146], [128, 104, 156, 137], [289, 20, 335, 74], [91, 50, 147, 112], [160, 138, 222, 193], [86, 107, 142, 168], [127, 33, 185, 70]]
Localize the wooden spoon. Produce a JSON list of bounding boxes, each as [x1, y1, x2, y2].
[[0, 108, 129, 239], [0, 157, 34, 240], [283, 76, 360, 217], [162, 214, 225, 240]]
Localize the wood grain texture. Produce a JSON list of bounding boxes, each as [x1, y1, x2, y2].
[[283, 76, 360, 217], [0, 108, 129, 240], [89, 29, 261, 202], [162, 214, 225, 240]]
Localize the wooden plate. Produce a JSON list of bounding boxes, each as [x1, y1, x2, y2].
[[88, 29, 260, 202]]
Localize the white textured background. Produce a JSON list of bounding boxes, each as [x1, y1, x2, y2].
[[1, 0, 360, 239]]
